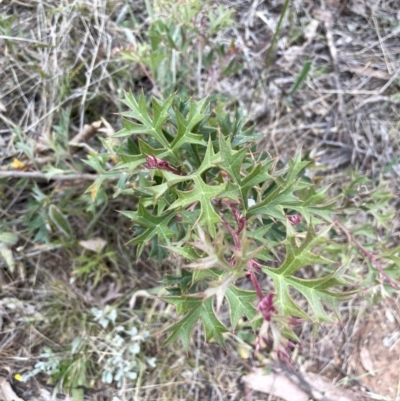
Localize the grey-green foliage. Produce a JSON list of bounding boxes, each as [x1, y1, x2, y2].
[[22, 347, 63, 381], [22, 307, 155, 392], [92, 307, 156, 388]]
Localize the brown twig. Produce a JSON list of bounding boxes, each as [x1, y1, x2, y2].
[[334, 219, 397, 288], [34, 121, 102, 155], [69, 121, 102, 154], [0, 171, 117, 181]]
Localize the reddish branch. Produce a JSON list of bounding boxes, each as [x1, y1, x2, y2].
[[334, 219, 397, 288], [223, 206, 277, 319]]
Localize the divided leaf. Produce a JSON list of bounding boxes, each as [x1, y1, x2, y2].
[[116, 92, 173, 150], [112, 92, 356, 348], [169, 140, 225, 237], [163, 297, 227, 349], [115, 93, 210, 159], [247, 187, 299, 220], [262, 225, 349, 321], [225, 286, 259, 329], [170, 176, 225, 237], [218, 135, 271, 208], [170, 99, 208, 154], [246, 152, 308, 220], [121, 204, 176, 256]]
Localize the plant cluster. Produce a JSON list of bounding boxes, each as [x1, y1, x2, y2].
[[105, 92, 359, 352], [120, 1, 240, 97]]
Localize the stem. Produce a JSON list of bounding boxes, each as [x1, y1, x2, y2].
[[248, 262, 264, 300], [334, 219, 397, 288]]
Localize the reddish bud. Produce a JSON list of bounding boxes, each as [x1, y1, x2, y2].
[[145, 155, 185, 176], [146, 155, 158, 169], [287, 214, 301, 225]]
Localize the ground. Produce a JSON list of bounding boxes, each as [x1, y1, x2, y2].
[[1, 0, 400, 400]]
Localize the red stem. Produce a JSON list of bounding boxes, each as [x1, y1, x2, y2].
[[248, 262, 264, 300], [334, 219, 397, 288]]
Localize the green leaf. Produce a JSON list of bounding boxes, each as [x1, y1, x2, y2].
[[192, 268, 221, 284], [197, 138, 223, 175], [247, 187, 299, 220], [48, 205, 72, 238], [291, 185, 336, 223], [264, 0, 290, 68], [0, 232, 19, 272], [0, 245, 15, 272], [162, 244, 199, 261], [218, 134, 247, 184], [163, 297, 227, 348], [218, 135, 271, 207], [115, 154, 146, 171], [246, 153, 309, 220], [262, 225, 348, 321], [147, 169, 190, 200], [170, 176, 224, 237], [180, 209, 201, 225], [116, 92, 173, 150], [289, 60, 312, 94], [170, 99, 208, 154], [163, 268, 193, 287], [274, 225, 330, 276], [225, 286, 259, 329], [0, 232, 19, 245], [287, 275, 350, 321], [121, 204, 176, 256], [247, 224, 274, 243], [283, 152, 310, 189], [169, 140, 225, 237], [138, 138, 172, 160], [85, 176, 107, 202]]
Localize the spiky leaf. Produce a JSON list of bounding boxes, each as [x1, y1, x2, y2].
[[163, 297, 227, 348], [225, 286, 259, 329], [169, 141, 225, 237], [262, 225, 349, 321], [218, 135, 272, 208], [121, 204, 176, 256], [116, 92, 173, 150]]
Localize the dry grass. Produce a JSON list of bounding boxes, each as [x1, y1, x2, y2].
[[0, 0, 146, 155], [222, 0, 400, 174], [1, 0, 400, 400]]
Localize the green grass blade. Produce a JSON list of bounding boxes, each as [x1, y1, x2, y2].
[[289, 60, 312, 94], [264, 0, 291, 68]]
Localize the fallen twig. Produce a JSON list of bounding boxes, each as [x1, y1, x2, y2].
[[69, 121, 103, 153], [0, 171, 117, 181], [35, 121, 102, 155]]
